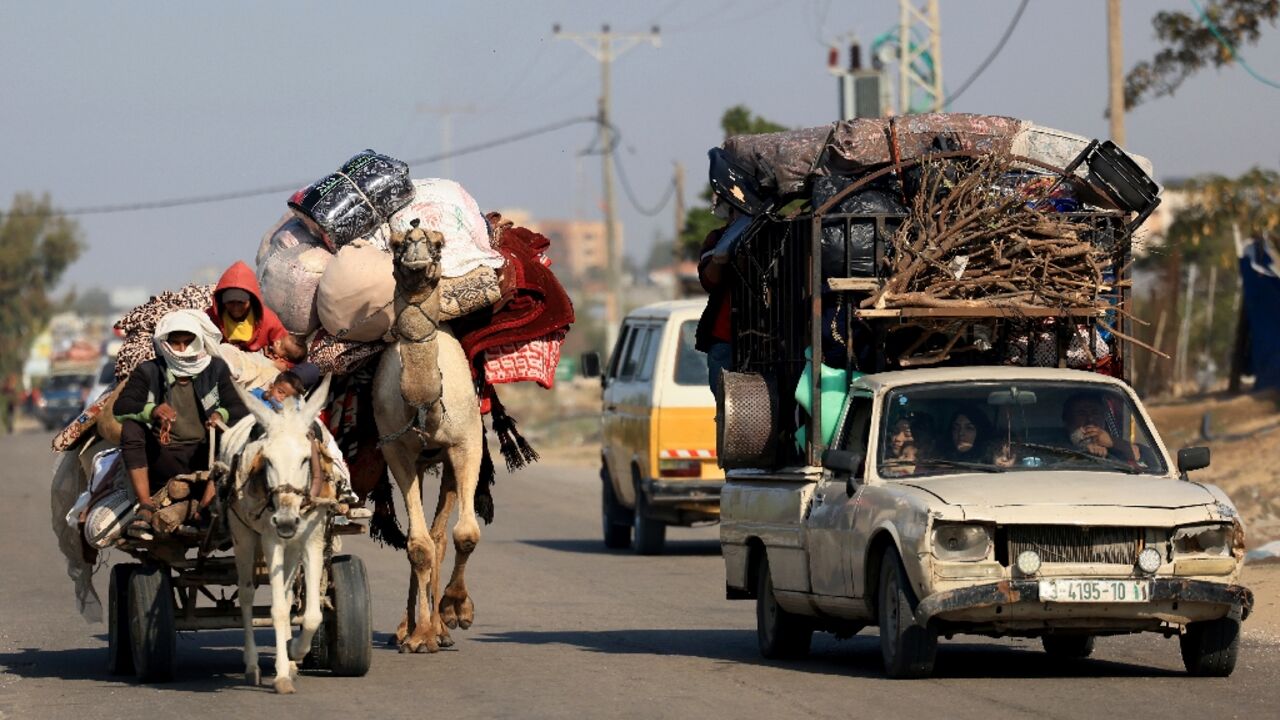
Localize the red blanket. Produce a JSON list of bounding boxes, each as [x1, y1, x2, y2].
[[454, 220, 575, 367]]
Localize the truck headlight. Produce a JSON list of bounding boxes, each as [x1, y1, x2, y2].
[[931, 523, 992, 562], [1172, 523, 1233, 557]]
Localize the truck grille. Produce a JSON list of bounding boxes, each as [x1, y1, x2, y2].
[[1005, 525, 1141, 565]]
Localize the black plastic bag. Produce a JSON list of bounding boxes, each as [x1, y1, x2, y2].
[[812, 177, 906, 279], [289, 150, 414, 250]]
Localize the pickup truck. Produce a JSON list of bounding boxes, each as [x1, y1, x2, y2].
[[720, 366, 1253, 678]]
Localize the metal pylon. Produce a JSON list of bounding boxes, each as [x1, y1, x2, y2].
[[898, 0, 944, 114]]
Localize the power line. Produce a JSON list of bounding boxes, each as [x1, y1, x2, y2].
[[613, 150, 677, 217], [2, 115, 599, 218], [1191, 0, 1280, 90], [943, 0, 1029, 106]]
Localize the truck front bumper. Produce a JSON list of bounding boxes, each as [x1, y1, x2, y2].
[[916, 578, 1253, 626]]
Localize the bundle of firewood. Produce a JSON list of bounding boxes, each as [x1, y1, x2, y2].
[[861, 154, 1126, 312]]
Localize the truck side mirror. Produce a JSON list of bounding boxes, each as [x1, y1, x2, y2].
[[1177, 446, 1210, 474], [822, 449, 864, 496], [580, 352, 602, 379]]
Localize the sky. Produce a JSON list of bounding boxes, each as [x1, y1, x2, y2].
[[3, 0, 1280, 295]]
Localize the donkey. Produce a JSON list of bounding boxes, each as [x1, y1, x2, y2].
[[223, 375, 337, 694]]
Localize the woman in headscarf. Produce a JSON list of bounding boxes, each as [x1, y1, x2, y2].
[[943, 404, 1016, 468], [114, 309, 248, 538]]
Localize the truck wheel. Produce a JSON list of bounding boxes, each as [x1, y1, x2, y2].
[[327, 554, 372, 676], [877, 546, 937, 678], [600, 464, 632, 549], [1041, 634, 1095, 659], [1180, 611, 1240, 677], [127, 565, 176, 682], [107, 563, 138, 675], [755, 553, 812, 659], [632, 479, 666, 556]]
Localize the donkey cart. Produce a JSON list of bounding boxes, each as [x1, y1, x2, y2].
[[104, 470, 373, 684]]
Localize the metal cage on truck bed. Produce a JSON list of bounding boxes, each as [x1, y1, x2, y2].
[[727, 149, 1144, 468]]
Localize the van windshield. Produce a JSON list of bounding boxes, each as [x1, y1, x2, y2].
[[673, 320, 708, 386], [877, 381, 1167, 478]]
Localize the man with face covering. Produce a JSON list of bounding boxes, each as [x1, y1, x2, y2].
[[114, 310, 249, 536], [206, 260, 288, 352]]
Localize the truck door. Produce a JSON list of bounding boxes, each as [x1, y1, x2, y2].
[[805, 395, 872, 597]]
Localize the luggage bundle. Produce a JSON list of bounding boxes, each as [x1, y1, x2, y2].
[[261, 156, 510, 346]]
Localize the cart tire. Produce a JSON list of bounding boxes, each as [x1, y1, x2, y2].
[[327, 554, 371, 676], [127, 565, 176, 682], [107, 563, 139, 675]]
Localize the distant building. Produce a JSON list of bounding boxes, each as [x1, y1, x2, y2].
[[530, 219, 622, 280], [1134, 188, 1192, 257]]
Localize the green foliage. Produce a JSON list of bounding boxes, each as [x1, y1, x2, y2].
[[677, 105, 788, 261], [0, 194, 84, 379], [1125, 0, 1280, 109], [1165, 167, 1280, 263], [720, 105, 788, 137]]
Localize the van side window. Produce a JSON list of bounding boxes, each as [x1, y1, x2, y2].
[[636, 326, 661, 382], [619, 326, 650, 381], [607, 325, 633, 380]]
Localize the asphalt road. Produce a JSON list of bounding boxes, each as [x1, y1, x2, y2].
[[2, 430, 1278, 720]]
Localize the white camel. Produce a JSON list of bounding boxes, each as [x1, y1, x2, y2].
[[373, 221, 485, 653], [224, 375, 337, 694]]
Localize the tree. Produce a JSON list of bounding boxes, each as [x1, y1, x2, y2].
[[1132, 169, 1280, 396], [677, 105, 788, 261], [1125, 0, 1280, 109], [0, 194, 84, 381]]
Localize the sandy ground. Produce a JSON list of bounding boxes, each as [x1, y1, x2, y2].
[[1243, 562, 1280, 644]]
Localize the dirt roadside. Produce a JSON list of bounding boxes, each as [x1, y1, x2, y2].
[[1244, 562, 1280, 643]]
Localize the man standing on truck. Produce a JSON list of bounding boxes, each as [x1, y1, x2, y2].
[[695, 193, 738, 397]]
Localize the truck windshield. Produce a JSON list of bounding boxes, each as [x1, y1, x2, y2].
[[877, 381, 1167, 478]]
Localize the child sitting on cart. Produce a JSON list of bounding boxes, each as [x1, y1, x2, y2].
[[250, 369, 359, 505]]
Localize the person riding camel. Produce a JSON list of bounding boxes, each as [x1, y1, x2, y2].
[[114, 310, 250, 538], [206, 261, 288, 353]]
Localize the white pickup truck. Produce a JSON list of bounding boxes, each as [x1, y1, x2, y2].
[[720, 366, 1253, 678]]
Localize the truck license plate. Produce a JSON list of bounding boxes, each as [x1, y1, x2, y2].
[[1038, 579, 1151, 603]]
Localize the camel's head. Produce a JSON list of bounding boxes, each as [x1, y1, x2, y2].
[[390, 219, 445, 289], [238, 375, 331, 539]]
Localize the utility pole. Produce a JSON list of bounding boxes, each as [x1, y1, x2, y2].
[[672, 161, 685, 299], [897, 0, 944, 114], [554, 23, 661, 351], [1107, 0, 1126, 146], [416, 103, 477, 178]]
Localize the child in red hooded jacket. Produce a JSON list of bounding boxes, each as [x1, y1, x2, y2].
[[206, 261, 289, 353]]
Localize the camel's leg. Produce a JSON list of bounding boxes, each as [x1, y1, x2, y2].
[[265, 537, 297, 694], [386, 443, 439, 654], [288, 520, 325, 664], [231, 518, 260, 686], [440, 443, 482, 631], [430, 468, 457, 646]]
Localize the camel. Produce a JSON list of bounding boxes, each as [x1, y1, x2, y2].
[[224, 375, 337, 694], [373, 219, 484, 653]]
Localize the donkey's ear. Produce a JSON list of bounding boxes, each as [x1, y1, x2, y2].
[[299, 373, 332, 427], [234, 381, 277, 432]]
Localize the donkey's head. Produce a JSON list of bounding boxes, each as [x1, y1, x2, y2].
[[389, 218, 445, 291], [239, 375, 331, 539]]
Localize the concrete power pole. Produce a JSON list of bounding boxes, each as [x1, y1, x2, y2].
[[415, 103, 477, 178], [554, 23, 660, 351], [898, 0, 944, 114], [672, 160, 685, 299], [1108, 0, 1126, 146]]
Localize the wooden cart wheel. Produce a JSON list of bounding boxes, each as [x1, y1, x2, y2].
[[127, 565, 176, 682], [326, 554, 371, 676], [107, 563, 139, 675]]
